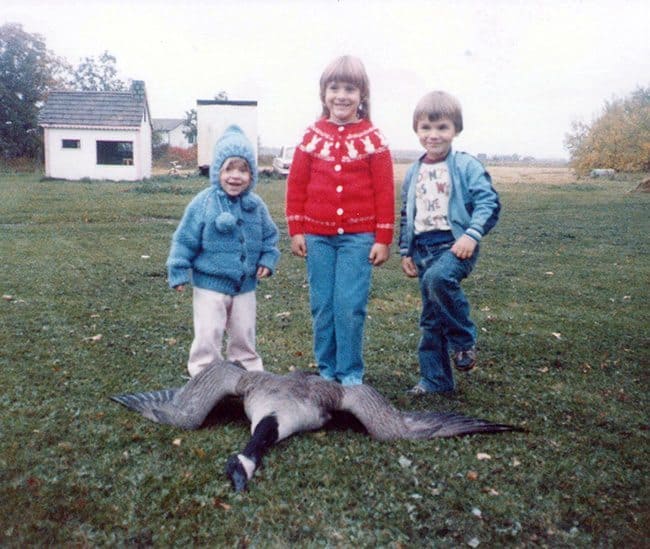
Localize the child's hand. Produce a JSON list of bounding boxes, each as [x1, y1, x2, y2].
[[451, 234, 477, 259], [401, 256, 418, 277], [174, 284, 186, 293], [369, 243, 390, 266], [290, 234, 307, 257], [257, 266, 271, 279]]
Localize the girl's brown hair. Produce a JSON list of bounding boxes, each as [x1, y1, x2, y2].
[[319, 55, 371, 120]]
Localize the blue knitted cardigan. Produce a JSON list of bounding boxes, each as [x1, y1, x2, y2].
[[166, 126, 280, 295]]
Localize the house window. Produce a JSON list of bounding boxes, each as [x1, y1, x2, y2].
[[96, 141, 134, 165], [62, 139, 80, 149]]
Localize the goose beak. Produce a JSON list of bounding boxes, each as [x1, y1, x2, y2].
[[225, 455, 249, 492]]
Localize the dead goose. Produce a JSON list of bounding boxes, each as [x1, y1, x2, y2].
[[111, 360, 520, 491]]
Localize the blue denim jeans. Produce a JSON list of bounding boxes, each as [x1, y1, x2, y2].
[[413, 240, 479, 392], [305, 233, 374, 385]]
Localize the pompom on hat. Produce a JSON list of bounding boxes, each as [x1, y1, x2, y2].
[[209, 125, 258, 191]]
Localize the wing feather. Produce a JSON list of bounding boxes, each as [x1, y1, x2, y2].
[[111, 360, 245, 430], [339, 385, 520, 440]]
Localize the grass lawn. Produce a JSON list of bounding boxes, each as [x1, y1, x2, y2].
[[1, 169, 648, 546]]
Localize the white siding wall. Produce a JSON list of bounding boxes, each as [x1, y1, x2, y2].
[[44, 123, 151, 181], [137, 117, 152, 179], [197, 103, 257, 168], [168, 124, 193, 148]]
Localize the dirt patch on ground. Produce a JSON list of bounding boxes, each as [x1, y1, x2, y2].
[[633, 178, 650, 192]]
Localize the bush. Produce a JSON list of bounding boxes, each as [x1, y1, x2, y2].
[[166, 146, 197, 167], [0, 155, 42, 173]]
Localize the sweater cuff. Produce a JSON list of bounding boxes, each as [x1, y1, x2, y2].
[[465, 227, 483, 242], [168, 267, 190, 289], [287, 219, 304, 236], [375, 226, 394, 246]]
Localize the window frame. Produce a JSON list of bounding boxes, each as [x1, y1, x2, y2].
[[62, 139, 81, 149], [96, 140, 134, 166]]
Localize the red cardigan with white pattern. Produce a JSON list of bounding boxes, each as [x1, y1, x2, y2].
[[285, 118, 395, 245]]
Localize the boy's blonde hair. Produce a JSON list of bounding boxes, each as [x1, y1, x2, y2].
[[221, 157, 250, 173], [413, 91, 463, 133], [319, 55, 371, 120]]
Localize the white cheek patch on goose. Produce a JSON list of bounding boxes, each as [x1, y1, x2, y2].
[[237, 454, 256, 479]]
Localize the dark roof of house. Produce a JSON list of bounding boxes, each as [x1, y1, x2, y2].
[[39, 82, 149, 128], [153, 118, 185, 132], [196, 99, 257, 106]]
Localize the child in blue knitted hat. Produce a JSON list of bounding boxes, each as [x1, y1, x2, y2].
[[167, 125, 280, 376]]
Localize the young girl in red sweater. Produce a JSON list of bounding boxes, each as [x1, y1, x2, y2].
[[285, 55, 395, 386]]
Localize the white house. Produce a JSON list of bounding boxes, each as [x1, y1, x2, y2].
[[196, 99, 257, 174], [39, 81, 152, 181], [153, 118, 194, 149]]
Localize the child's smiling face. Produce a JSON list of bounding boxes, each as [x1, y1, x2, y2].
[[415, 116, 458, 162], [324, 80, 361, 124], [220, 157, 251, 197]]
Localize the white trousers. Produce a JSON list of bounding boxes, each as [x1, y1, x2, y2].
[[187, 287, 263, 377]]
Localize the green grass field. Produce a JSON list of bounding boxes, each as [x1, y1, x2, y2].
[[1, 171, 648, 546]]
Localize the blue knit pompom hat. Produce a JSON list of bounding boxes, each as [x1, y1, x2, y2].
[[209, 125, 257, 233], [209, 125, 257, 191]]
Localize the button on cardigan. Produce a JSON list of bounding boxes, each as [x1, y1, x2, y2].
[[285, 118, 395, 245]]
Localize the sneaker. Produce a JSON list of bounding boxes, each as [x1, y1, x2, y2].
[[407, 384, 430, 396], [453, 347, 477, 372]]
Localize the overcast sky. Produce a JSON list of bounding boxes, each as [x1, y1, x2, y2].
[[3, 0, 649, 158]]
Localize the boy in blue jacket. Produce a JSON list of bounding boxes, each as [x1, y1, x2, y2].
[[399, 91, 500, 394], [167, 125, 280, 376]]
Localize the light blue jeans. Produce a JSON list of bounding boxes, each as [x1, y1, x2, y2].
[[413, 240, 479, 392], [305, 233, 374, 386]]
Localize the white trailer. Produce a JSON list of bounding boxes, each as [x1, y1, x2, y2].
[[196, 99, 258, 175]]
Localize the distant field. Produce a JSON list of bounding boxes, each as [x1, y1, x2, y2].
[[1, 171, 648, 546], [393, 163, 577, 186]]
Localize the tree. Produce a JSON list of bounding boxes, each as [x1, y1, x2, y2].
[[0, 23, 69, 159], [183, 108, 197, 144], [565, 86, 650, 175], [68, 50, 127, 92]]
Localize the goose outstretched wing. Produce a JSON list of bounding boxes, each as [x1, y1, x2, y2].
[[339, 384, 519, 441], [111, 360, 245, 430]]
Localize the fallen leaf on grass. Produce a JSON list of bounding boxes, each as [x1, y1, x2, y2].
[[172, 438, 182, 446], [213, 498, 231, 510], [398, 456, 413, 468], [466, 470, 479, 481], [84, 334, 103, 342], [3, 294, 13, 301], [468, 537, 480, 547], [275, 311, 291, 318], [551, 332, 562, 340], [476, 452, 492, 461]]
